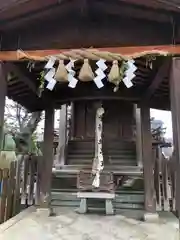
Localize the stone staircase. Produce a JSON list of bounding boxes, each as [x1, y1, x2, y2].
[[51, 139, 144, 211], [67, 139, 137, 166]]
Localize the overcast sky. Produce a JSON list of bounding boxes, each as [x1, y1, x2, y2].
[[150, 109, 172, 138]]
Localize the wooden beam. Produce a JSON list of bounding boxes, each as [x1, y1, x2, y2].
[[170, 58, 180, 218], [39, 107, 54, 208], [0, 63, 7, 150], [118, 0, 180, 12], [0, 45, 180, 61], [1, 16, 173, 50], [95, 1, 171, 23], [0, 0, 74, 30], [5, 63, 37, 94], [142, 59, 171, 101], [140, 104, 156, 214], [54, 96, 140, 106]]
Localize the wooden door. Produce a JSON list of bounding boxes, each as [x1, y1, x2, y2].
[[103, 100, 134, 141]]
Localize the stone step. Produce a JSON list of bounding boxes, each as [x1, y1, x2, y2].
[[68, 151, 136, 156], [68, 155, 136, 160], [68, 161, 137, 166], [50, 191, 144, 210], [52, 165, 142, 176]]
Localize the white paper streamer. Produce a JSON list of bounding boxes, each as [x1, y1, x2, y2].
[[123, 77, 133, 88], [68, 75, 78, 88], [96, 59, 108, 71], [46, 77, 56, 90], [122, 60, 137, 88], [95, 68, 106, 78], [93, 59, 107, 88], [94, 76, 104, 88], [44, 68, 56, 82], [44, 57, 56, 69], [66, 60, 78, 88]]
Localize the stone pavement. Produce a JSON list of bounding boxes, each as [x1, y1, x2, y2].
[[0, 207, 179, 240]]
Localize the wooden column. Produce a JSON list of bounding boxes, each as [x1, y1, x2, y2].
[[140, 104, 156, 215], [70, 102, 75, 139], [134, 104, 143, 167], [0, 63, 7, 150], [170, 58, 180, 217], [57, 104, 67, 166], [39, 107, 54, 208]]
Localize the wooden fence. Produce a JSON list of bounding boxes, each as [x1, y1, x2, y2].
[[0, 155, 41, 224], [154, 148, 176, 213], [0, 148, 178, 224]]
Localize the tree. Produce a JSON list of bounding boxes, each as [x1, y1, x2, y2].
[[5, 99, 34, 133], [4, 98, 42, 155], [151, 117, 166, 141]]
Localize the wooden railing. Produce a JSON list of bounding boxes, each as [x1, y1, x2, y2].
[[0, 155, 41, 224], [154, 148, 176, 213]]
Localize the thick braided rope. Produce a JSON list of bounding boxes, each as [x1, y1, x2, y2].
[[17, 48, 169, 62]]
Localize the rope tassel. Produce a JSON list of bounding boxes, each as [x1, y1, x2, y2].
[[78, 59, 94, 82], [54, 60, 68, 82], [108, 60, 120, 84]]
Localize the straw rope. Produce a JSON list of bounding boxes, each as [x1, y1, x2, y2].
[[17, 48, 169, 62]]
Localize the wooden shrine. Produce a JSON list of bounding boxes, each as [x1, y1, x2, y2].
[[0, 0, 180, 221]]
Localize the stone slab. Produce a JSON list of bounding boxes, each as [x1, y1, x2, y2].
[[77, 192, 115, 199], [0, 207, 178, 240]]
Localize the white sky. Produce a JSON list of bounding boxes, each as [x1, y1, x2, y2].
[[150, 109, 172, 138]]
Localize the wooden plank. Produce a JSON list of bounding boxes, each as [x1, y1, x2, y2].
[[5, 63, 38, 95], [27, 156, 36, 205], [168, 155, 176, 211], [118, 0, 180, 12], [1, 45, 180, 61], [140, 104, 156, 213], [35, 156, 42, 205], [39, 107, 54, 208], [154, 148, 161, 208], [20, 155, 29, 205], [169, 57, 180, 217], [0, 169, 2, 220], [95, 1, 171, 23], [12, 156, 23, 216], [5, 161, 16, 221], [142, 59, 171, 101], [0, 169, 9, 223]]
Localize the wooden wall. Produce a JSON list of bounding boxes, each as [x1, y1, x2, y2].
[[72, 100, 135, 141]]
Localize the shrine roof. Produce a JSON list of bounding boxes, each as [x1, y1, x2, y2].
[[0, 1, 179, 111], [4, 46, 172, 112], [1, 0, 180, 24], [1, 0, 180, 33]]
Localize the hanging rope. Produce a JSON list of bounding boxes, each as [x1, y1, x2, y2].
[[17, 48, 169, 62]]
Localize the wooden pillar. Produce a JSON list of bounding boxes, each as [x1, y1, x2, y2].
[[170, 58, 180, 217], [0, 63, 7, 150], [39, 107, 54, 208], [140, 104, 156, 217], [70, 102, 75, 139], [134, 104, 143, 167], [57, 104, 67, 166]]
